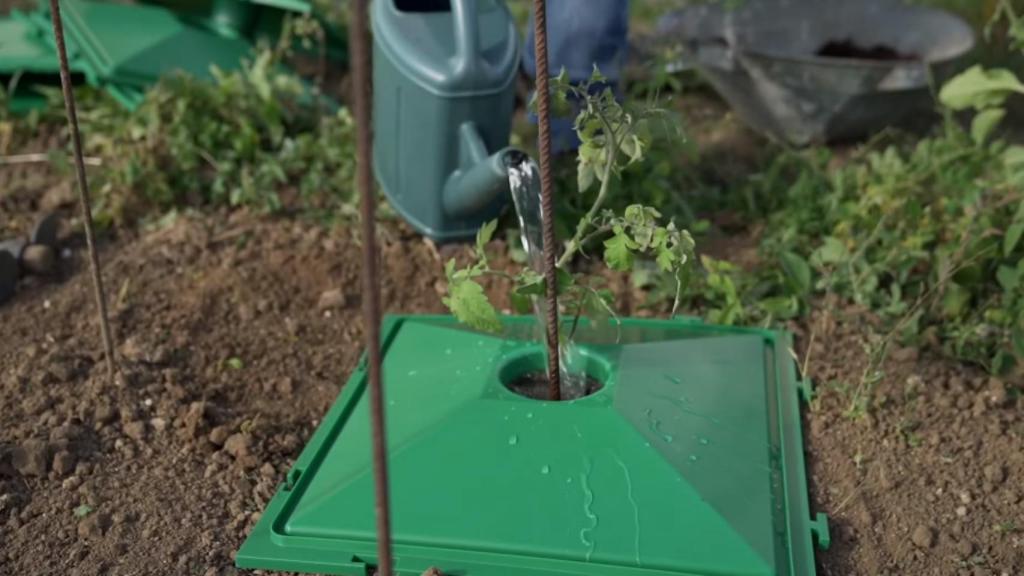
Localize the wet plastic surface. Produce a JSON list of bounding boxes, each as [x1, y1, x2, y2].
[[237, 315, 828, 575]]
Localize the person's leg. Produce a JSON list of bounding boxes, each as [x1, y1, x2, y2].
[[522, 0, 630, 153]]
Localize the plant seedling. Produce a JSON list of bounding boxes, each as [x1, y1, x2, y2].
[[442, 69, 694, 335]]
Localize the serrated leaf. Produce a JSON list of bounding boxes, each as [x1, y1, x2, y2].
[[1005, 222, 1024, 257], [656, 246, 675, 271], [604, 233, 634, 271], [73, 505, 93, 518], [476, 220, 497, 254], [780, 251, 812, 296], [939, 66, 1024, 110], [971, 108, 1006, 144], [443, 280, 501, 333]]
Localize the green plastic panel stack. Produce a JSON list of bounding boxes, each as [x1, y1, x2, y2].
[[0, 0, 342, 111], [237, 315, 830, 576]]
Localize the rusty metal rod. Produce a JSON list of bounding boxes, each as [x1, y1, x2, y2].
[[349, 1, 394, 575], [48, 0, 116, 384], [531, 0, 562, 400]]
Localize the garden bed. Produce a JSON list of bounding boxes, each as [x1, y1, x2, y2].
[[0, 199, 1021, 575]]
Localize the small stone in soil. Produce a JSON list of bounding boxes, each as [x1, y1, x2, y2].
[[12, 439, 49, 476], [276, 377, 294, 396], [911, 525, 935, 548], [21, 244, 56, 275], [223, 433, 252, 459], [956, 540, 974, 557], [123, 421, 147, 441], [52, 451, 77, 476], [77, 512, 110, 539], [317, 289, 347, 310], [983, 464, 1006, 485], [209, 426, 229, 446]]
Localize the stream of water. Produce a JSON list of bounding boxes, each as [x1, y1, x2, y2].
[[506, 153, 589, 397]]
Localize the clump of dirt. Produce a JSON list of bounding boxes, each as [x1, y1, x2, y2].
[[816, 39, 919, 61], [506, 372, 603, 401]]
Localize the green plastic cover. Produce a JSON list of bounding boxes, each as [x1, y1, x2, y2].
[[0, 18, 57, 73], [237, 315, 829, 575], [52, 0, 252, 87]]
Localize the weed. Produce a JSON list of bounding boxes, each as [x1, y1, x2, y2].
[[37, 18, 360, 227]]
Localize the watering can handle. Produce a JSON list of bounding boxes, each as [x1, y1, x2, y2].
[[451, 0, 480, 76]]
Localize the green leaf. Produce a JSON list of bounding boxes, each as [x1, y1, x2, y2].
[[73, 505, 93, 518], [226, 357, 244, 370], [1005, 146, 1024, 169], [814, 236, 848, 265], [556, 268, 576, 291], [941, 283, 972, 317], [971, 108, 1006, 144], [1012, 324, 1024, 358], [510, 292, 533, 315], [656, 246, 675, 271], [939, 65, 1024, 110], [443, 279, 501, 333], [604, 232, 634, 271], [1006, 222, 1024, 257], [476, 220, 497, 252], [758, 296, 799, 320], [577, 160, 595, 193], [780, 251, 812, 296], [997, 265, 1019, 291]]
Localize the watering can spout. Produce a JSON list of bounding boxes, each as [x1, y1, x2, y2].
[[443, 123, 522, 219]]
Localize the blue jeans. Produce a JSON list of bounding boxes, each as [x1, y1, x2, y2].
[[522, 0, 630, 153]]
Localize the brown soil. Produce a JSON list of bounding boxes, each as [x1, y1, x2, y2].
[[2, 109, 1022, 576]]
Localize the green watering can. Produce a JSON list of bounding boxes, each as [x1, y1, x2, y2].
[[372, 0, 521, 241]]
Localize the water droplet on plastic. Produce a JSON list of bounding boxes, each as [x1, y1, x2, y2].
[[388, 400, 395, 407], [508, 435, 518, 446], [455, 369, 463, 376], [540, 465, 550, 475], [664, 374, 681, 385], [689, 454, 699, 462], [445, 348, 453, 355], [407, 370, 418, 377], [566, 477, 573, 484], [699, 437, 709, 445], [526, 412, 533, 419]]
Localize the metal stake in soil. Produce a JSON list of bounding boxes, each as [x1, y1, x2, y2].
[[349, 1, 394, 575], [48, 0, 117, 383], [531, 0, 562, 401]]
